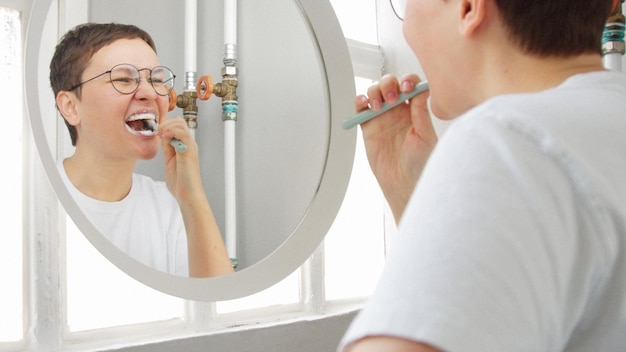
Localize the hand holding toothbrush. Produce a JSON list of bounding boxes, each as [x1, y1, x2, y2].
[[353, 74, 437, 223]]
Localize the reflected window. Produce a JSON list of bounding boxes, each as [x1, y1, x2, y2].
[[0, 6, 24, 343]]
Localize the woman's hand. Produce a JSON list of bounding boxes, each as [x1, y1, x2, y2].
[[158, 116, 204, 205], [357, 74, 437, 222]]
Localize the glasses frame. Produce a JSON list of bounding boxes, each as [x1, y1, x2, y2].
[[390, 0, 405, 21], [69, 63, 176, 96]]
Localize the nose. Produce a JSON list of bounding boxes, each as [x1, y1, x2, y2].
[[134, 74, 158, 99]]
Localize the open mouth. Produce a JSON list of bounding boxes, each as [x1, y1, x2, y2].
[[125, 113, 158, 136]]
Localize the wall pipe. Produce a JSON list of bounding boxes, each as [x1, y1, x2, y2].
[[603, 0, 625, 71], [185, 0, 197, 89], [223, 0, 239, 268], [180, 0, 238, 268], [173, 0, 199, 143]]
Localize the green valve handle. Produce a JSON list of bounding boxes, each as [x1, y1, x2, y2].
[[342, 81, 430, 130]]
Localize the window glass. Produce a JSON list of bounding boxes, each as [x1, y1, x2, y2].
[[215, 271, 300, 314], [66, 217, 183, 331], [0, 6, 24, 342], [324, 77, 386, 301], [329, 0, 377, 44]]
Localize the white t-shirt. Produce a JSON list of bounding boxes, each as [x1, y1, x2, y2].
[[58, 162, 189, 276], [340, 71, 626, 351]]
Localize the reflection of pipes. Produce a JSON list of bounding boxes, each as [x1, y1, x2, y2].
[[181, 0, 199, 137], [176, 90, 199, 131], [192, 1, 239, 269], [223, 0, 239, 269], [177, 0, 239, 269], [603, 0, 625, 71]]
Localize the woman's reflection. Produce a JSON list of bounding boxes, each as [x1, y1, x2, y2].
[[50, 22, 234, 278]]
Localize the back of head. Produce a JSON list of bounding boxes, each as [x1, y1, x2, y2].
[[49, 23, 157, 146], [494, 0, 614, 57]]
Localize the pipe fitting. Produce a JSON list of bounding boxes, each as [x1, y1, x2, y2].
[[176, 90, 199, 129], [222, 101, 238, 121], [221, 66, 238, 77], [603, 0, 626, 55], [213, 80, 238, 102]]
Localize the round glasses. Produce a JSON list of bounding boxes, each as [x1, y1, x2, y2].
[[390, 0, 406, 21], [70, 63, 176, 96]]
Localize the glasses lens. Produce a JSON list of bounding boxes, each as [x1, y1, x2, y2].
[[150, 66, 175, 96], [390, 0, 406, 21], [109, 64, 140, 94]]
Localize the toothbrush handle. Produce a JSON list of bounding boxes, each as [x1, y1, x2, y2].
[[170, 138, 188, 153], [342, 81, 430, 130]]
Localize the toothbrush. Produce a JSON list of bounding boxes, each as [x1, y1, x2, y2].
[[342, 81, 430, 130], [169, 138, 187, 153], [146, 120, 188, 153]]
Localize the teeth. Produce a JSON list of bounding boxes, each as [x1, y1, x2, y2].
[[126, 112, 158, 136], [126, 112, 157, 122], [144, 119, 158, 131]]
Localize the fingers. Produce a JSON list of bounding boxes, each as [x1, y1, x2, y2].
[[409, 89, 436, 140], [158, 117, 196, 156], [355, 74, 424, 113], [159, 117, 189, 142]]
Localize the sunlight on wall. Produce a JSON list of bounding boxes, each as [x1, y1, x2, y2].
[[0, 7, 23, 342]]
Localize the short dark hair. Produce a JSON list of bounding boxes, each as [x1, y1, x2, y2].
[[49, 23, 157, 146], [494, 0, 614, 57]]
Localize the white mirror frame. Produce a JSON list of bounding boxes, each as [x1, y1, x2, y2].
[[24, 0, 356, 301]]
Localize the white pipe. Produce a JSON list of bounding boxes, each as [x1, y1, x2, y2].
[[224, 0, 237, 46], [224, 120, 237, 261], [224, 0, 238, 264], [603, 52, 623, 71], [185, 0, 198, 90]]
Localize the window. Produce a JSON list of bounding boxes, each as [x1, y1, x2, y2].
[[66, 220, 184, 331], [5, 0, 393, 349], [0, 6, 23, 344]]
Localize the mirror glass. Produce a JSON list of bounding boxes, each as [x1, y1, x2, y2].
[[25, 0, 356, 300]]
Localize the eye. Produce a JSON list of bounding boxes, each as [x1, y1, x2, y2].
[[112, 76, 138, 84]]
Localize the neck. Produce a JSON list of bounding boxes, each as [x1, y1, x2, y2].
[[484, 52, 606, 97], [439, 51, 606, 119], [63, 152, 136, 202]]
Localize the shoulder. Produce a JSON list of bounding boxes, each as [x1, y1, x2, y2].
[[131, 173, 178, 207], [132, 173, 169, 194], [344, 336, 441, 352]]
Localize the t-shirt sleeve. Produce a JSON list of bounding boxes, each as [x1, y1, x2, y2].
[[339, 112, 602, 351]]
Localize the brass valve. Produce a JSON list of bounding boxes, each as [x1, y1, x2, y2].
[[176, 90, 199, 129]]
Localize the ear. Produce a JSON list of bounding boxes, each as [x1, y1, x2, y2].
[[56, 91, 80, 126], [458, 0, 487, 37]]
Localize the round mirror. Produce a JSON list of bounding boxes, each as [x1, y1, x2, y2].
[[25, 0, 356, 300]]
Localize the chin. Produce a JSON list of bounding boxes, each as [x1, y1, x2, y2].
[[136, 144, 159, 160], [430, 100, 455, 121]]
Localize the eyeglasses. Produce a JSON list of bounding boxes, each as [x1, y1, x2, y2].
[[390, 0, 406, 21], [69, 63, 176, 96]]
